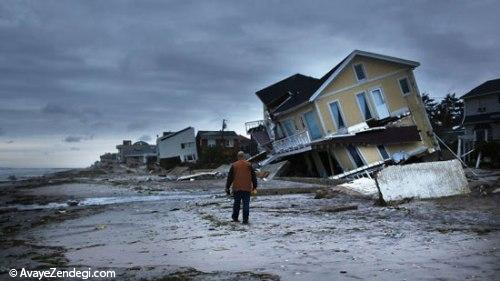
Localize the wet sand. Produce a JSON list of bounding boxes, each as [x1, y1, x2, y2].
[[1, 179, 499, 280]]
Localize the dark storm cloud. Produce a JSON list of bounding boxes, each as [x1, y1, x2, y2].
[[63, 135, 93, 143], [1, 0, 499, 143], [63, 136, 83, 143]]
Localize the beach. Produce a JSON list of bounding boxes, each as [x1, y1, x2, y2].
[[1, 169, 499, 280]]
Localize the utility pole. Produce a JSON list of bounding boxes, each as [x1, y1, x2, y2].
[[221, 119, 227, 147]]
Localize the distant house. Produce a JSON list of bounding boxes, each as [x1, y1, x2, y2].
[[237, 135, 258, 156], [460, 79, 500, 164], [196, 131, 240, 163], [116, 140, 157, 165], [99, 152, 118, 164], [156, 127, 197, 169]]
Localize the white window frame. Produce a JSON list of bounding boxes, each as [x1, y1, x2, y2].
[[345, 145, 367, 168], [368, 86, 391, 119], [355, 91, 373, 121], [398, 76, 412, 96], [353, 63, 367, 82], [327, 100, 348, 132]]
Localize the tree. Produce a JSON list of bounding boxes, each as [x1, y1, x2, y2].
[[434, 93, 463, 130], [421, 93, 438, 128]]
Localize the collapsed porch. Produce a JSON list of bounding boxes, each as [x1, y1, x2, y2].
[[257, 124, 426, 180]]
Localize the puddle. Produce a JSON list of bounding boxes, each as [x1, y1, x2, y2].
[[2, 192, 218, 211]]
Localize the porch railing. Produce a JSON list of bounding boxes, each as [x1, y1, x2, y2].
[[245, 120, 266, 133], [272, 131, 311, 154]]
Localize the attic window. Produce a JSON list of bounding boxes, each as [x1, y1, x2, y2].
[[353, 64, 366, 81]]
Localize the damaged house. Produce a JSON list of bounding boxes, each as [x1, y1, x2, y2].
[[156, 127, 198, 169], [247, 50, 439, 179]]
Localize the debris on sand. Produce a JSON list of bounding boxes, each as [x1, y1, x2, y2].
[[314, 188, 340, 199], [319, 205, 358, 213], [338, 177, 378, 198], [176, 172, 223, 181]]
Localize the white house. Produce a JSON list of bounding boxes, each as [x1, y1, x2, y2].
[[156, 127, 198, 168]]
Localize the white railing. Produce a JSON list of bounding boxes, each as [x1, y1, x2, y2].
[[245, 120, 266, 133], [272, 131, 311, 154]]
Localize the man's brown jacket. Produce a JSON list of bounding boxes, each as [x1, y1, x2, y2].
[[225, 160, 257, 192]]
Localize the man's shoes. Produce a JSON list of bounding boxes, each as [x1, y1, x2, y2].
[[242, 221, 249, 225]]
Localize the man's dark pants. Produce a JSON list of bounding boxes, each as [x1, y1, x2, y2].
[[232, 190, 250, 223]]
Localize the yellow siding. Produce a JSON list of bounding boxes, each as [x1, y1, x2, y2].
[[322, 57, 407, 94], [332, 147, 355, 171], [317, 72, 410, 134], [358, 146, 382, 163]]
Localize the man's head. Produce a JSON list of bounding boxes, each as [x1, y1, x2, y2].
[[237, 151, 245, 160]]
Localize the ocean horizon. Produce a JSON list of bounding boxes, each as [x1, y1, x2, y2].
[[0, 167, 75, 181]]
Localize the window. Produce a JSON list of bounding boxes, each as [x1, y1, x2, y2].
[[356, 92, 372, 120], [353, 63, 366, 81], [329, 101, 346, 130], [303, 111, 323, 140], [377, 145, 390, 160], [370, 88, 390, 119], [225, 139, 234, 147], [283, 119, 295, 136], [347, 145, 365, 168], [398, 78, 411, 96], [181, 143, 185, 149], [207, 139, 216, 147]]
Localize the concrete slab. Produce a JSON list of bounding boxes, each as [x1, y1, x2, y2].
[[377, 159, 469, 202]]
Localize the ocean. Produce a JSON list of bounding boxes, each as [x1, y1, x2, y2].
[[0, 167, 72, 181]]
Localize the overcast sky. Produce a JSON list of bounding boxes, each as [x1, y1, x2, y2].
[[1, 0, 499, 168]]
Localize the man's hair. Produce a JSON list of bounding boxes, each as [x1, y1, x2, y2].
[[237, 151, 245, 160]]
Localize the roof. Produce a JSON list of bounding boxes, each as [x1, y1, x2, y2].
[[461, 78, 500, 99], [196, 130, 238, 138], [255, 50, 420, 116], [308, 50, 420, 102], [463, 112, 500, 124], [255, 74, 320, 114], [158, 127, 193, 142]]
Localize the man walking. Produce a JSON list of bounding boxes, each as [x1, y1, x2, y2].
[[225, 151, 257, 224]]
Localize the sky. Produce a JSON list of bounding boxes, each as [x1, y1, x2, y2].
[[1, 0, 499, 168]]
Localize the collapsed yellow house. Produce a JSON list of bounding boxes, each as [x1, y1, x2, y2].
[[246, 50, 439, 179]]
